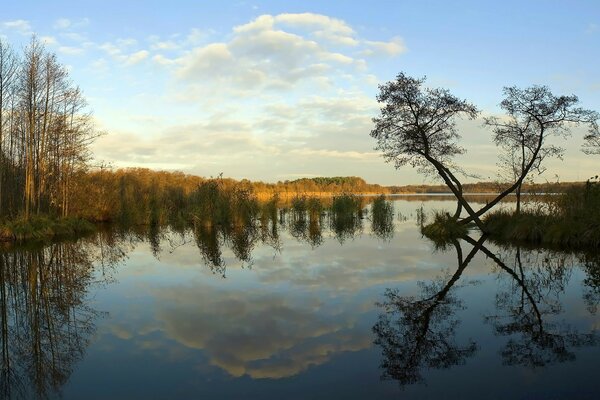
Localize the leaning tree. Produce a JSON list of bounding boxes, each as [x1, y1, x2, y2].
[[370, 73, 484, 230]]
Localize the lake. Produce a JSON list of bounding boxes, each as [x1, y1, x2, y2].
[[1, 198, 598, 399]]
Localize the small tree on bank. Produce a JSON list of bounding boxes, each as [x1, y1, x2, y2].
[[463, 86, 599, 225]]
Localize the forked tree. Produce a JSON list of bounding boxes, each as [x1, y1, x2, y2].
[[464, 86, 599, 225]]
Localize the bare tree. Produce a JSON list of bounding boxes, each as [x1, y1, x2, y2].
[[582, 122, 600, 155], [0, 36, 103, 220], [462, 86, 599, 225], [370, 73, 484, 229], [486, 101, 564, 214], [0, 39, 18, 215]]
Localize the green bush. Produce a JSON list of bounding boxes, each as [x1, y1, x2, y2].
[[421, 212, 469, 246]]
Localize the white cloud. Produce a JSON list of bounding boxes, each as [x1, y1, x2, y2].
[[53, 17, 90, 30], [86, 13, 410, 183], [362, 36, 406, 56], [125, 50, 149, 65], [40, 35, 58, 45], [99, 39, 150, 66], [185, 28, 208, 45], [61, 32, 88, 43], [150, 40, 178, 51], [116, 37, 138, 48], [58, 45, 84, 55], [2, 19, 32, 35], [275, 13, 354, 35], [177, 43, 232, 78], [171, 13, 382, 99], [99, 42, 121, 56], [152, 54, 177, 66], [89, 58, 109, 73], [275, 12, 358, 47], [54, 18, 71, 30], [289, 148, 378, 160]]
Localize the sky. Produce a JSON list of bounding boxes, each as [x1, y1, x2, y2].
[[1, 0, 599, 185]]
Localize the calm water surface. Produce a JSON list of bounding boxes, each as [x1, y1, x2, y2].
[[1, 199, 599, 399]]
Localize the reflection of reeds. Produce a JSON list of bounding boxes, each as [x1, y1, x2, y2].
[[329, 194, 364, 243], [371, 195, 394, 241]]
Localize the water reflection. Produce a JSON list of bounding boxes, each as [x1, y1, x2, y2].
[[190, 204, 375, 275], [372, 237, 483, 385], [0, 199, 599, 398], [475, 242, 598, 367], [582, 253, 600, 314], [0, 242, 109, 399], [374, 234, 600, 387]]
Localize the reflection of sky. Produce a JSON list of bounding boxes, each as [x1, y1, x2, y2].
[[62, 199, 600, 399]]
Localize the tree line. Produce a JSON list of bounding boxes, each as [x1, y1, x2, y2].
[[0, 37, 100, 221]]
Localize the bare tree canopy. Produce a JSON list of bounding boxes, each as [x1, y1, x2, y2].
[[370, 73, 482, 226], [464, 85, 600, 224], [370, 73, 478, 174], [583, 123, 600, 155]]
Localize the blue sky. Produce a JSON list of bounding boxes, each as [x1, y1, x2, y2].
[[1, 1, 599, 184]]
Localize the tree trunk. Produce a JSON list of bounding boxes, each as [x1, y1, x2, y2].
[[515, 183, 521, 215]]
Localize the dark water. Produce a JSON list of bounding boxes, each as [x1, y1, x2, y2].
[[1, 199, 598, 399]]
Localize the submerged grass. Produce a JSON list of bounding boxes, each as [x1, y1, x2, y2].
[[421, 212, 469, 246]]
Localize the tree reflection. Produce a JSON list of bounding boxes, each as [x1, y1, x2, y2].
[[581, 253, 600, 315], [469, 240, 598, 367], [286, 207, 324, 248], [374, 235, 600, 387], [192, 224, 227, 277], [0, 238, 122, 399], [372, 237, 483, 385], [191, 211, 282, 277]]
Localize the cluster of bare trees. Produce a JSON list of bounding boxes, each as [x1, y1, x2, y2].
[[0, 37, 100, 220], [370, 73, 600, 230]]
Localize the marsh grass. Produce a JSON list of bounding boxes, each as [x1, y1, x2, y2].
[[189, 178, 260, 228], [0, 216, 95, 242], [421, 212, 469, 246], [484, 179, 600, 248]]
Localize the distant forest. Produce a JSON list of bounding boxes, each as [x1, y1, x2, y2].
[[387, 181, 585, 194]]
